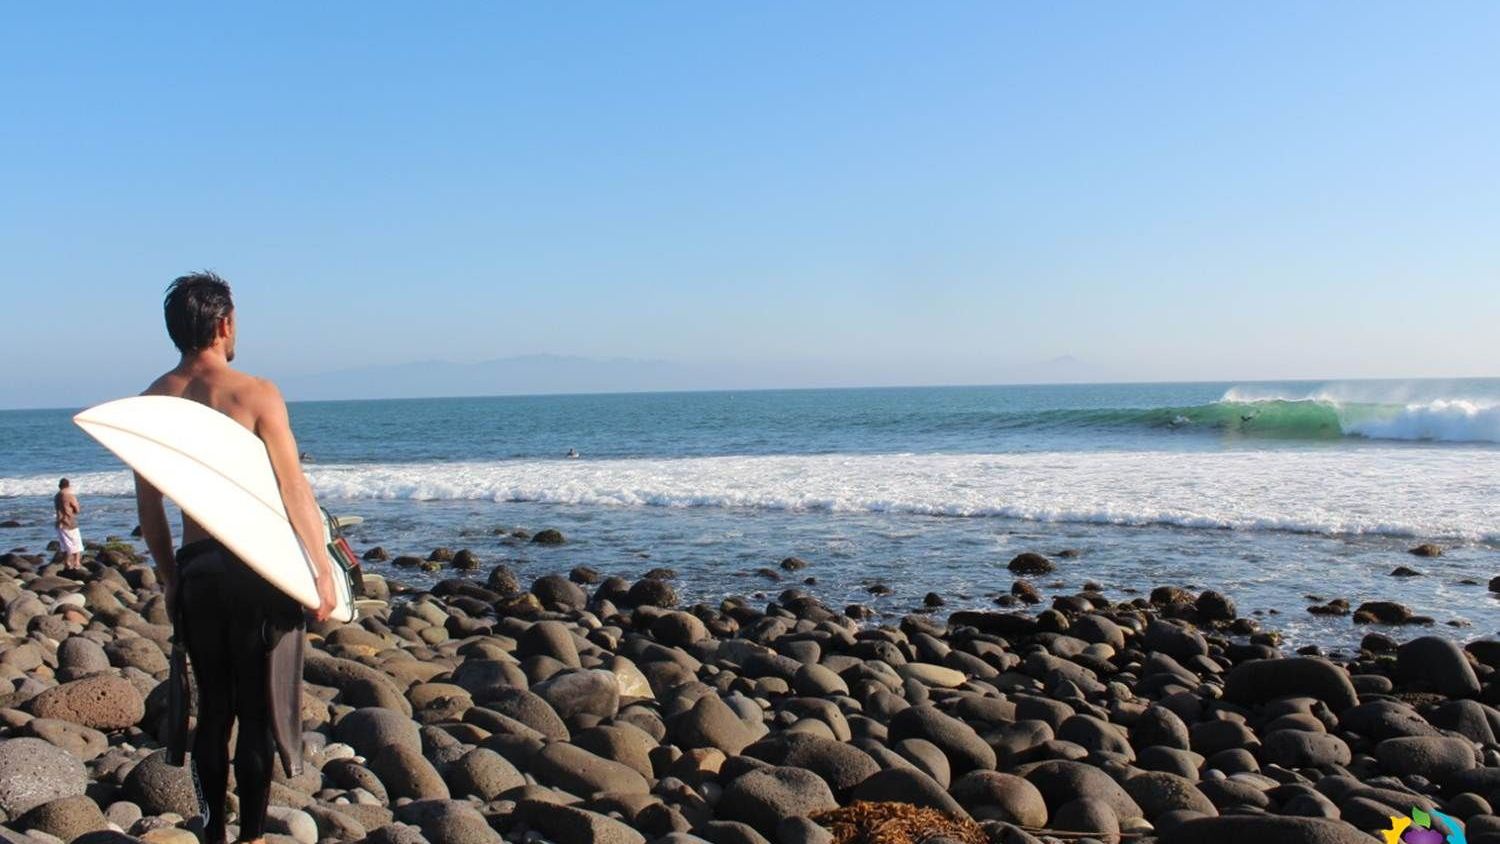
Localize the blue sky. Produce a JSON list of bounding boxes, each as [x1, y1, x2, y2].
[[2, 3, 1497, 407]]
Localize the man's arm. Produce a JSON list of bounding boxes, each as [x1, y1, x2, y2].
[[135, 474, 175, 594], [254, 381, 338, 621]]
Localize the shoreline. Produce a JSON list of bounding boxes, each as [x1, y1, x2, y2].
[[0, 535, 1495, 844]]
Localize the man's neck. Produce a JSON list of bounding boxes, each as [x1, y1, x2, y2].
[[178, 349, 231, 372]]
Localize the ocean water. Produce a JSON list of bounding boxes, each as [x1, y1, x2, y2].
[[2, 380, 1497, 649]]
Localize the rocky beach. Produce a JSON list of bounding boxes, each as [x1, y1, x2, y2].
[[0, 531, 1498, 844]]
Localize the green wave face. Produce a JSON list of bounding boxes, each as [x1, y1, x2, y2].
[[1167, 399, 1352, 438], [1029, 399, 1422, 440]]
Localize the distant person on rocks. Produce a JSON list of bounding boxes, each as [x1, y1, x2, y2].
[[135, 272, 338, 844], [53, 478, 82, 569]]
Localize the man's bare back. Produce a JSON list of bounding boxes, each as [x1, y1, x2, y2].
[[142, 360, 281, 545]]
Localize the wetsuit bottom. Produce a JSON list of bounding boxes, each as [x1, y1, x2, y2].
[[176, 539, 301, 844]]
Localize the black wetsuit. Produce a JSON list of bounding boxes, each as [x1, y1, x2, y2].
[[175, 539, 304, 844]]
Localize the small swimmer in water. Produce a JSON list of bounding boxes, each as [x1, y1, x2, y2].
[[299, 451, 315, 463], [566, 448, 580, 459]]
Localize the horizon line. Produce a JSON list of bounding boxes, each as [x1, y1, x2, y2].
[[4, 373, 1497, 413]]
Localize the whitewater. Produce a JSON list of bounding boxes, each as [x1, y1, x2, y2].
[[5, 446, 1496, 543]]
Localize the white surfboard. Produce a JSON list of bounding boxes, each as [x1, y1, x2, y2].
[[74, 396, 355, 623]]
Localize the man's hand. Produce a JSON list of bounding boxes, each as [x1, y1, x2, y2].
[[314, 570, 338, 622]]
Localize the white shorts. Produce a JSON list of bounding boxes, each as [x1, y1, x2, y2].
[[57, 527, 82, 555]]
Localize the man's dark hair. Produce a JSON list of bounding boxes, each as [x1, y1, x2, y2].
[[59, 478, 70, 489], [164, 272, 234, 353]]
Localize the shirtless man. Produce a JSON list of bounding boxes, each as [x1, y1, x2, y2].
[[134, 272, 338, 844], [53, 478, 82, 569]]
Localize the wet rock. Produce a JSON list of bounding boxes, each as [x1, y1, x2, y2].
[[532, 529, 566, 545], [626, 578, 677, 609], [1390, 566, 1421, 577], [1410, 544, 1443, 557], [362, 546, 389, 561], [1354, 601, 1413, 624], [1195, 591, 1236, 622], [1008, 553, 1054, 575]]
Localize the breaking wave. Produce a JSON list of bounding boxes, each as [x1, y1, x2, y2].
[[7, 448, 1493, 542]]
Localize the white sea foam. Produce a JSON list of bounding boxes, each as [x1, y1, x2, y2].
[[8, 448, 1495, 542]]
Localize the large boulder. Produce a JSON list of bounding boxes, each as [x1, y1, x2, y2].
[[717, 767, 837, 836], [533, 670, 620, 721], [888, 705, 996, 776], [17, 794, 110, 840], [1374, 736, 1478, 780], [949, 771, 1048, 826], [1018, 760, 1143, 821], [1122, 771, 1218, 821], [444, 748, 525, 801], [370, 744, 451, 801], [742, 734, 880, 799], [531, 741, 649, 796], [122, 749, 198, 817], [28, 675, 145, 730], [336, 707, 423, 761], [0, 737, 89, 817], [1396, 637, 1481, 698], [669, 694, 760, 756], [1222, 658, 1358, 712]]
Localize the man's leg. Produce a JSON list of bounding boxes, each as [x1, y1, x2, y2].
[[229, 616, 275, 844], [181, 574, 235, 844]]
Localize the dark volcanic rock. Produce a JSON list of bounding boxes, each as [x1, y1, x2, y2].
[[1018, 760, 1143, 821], [717, 766, 838, 835], [1008, 553, 1055, 575], [888, 705, 996, 776], [1223, 657, 1359, 712], [532, 529, 566, 545], [1396, 636, 1481, 698], [0, 737, 89, 817]]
